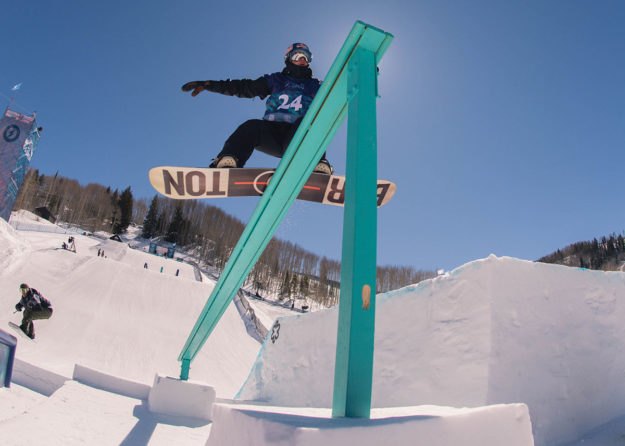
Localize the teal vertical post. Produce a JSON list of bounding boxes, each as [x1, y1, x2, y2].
[[180, 359, 190, 381], [332, 46, 378, 418]]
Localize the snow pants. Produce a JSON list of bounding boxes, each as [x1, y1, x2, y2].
[[21, 306, 53, 337], [216, 119, 328, 167]]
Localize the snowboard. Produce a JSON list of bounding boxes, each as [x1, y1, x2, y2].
[[8, 322, 35, 341], [149, 167, 396, 208]]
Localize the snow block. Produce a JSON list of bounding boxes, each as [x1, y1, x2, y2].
[[147, 374, 216, 420], [237, 256, 625, 445], [12, 358, 68, 396], [206, 402, 534, 446], [73, 364, 150, 400]]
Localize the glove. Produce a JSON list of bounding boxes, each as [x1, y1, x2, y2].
[[15, 303, 22, 312], [181, 81, 211, 97]]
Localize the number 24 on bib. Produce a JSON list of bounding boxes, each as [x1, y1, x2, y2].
[[277, 94, 303, 111]]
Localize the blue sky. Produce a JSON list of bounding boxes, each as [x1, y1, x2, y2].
[[2, 0, 624, 272]]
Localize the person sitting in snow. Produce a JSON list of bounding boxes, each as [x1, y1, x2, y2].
[[14, 283, 53, 339]]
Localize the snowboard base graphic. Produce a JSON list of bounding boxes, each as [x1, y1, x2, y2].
[[149, 167, 396, 208]]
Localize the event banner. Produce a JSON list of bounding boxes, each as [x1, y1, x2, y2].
[[0, 108, 38, 222]]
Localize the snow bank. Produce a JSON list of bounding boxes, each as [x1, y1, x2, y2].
[[207, 401, 534, 446], [10, 209, 57, 227], [1, 379, 212, 446], [0, 216, 29, 271], [237, 255, 625, 446]]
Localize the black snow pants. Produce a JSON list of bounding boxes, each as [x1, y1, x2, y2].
[[21, 306, 53, 337], [216, 119, 328, 167]]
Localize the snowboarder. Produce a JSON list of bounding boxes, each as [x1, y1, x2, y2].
[[14, 283, 53, 339], [181, 43, 333, 174]]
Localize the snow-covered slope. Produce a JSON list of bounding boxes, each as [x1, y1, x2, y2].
[[0, 213, 29, 271], [2, 212, 625, 445], [0, 214, 261, 396]]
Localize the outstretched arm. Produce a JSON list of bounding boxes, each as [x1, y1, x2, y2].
[[181, 76, 271, 99]]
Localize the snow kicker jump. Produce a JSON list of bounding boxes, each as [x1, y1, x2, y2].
[[149, 166, 396, 207]]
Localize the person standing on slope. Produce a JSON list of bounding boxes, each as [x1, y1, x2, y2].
[[181, 43, 333, 174], [14, 283, 53, 339]]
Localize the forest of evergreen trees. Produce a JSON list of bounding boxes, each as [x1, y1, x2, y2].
[[14, 169, 436, 306], [538, 233, 625, 271]]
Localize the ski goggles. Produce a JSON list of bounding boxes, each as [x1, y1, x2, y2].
[[290, 51, 310, 63], [20, 287, 28, 293]]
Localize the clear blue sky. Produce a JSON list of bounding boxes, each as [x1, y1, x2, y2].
[[2, 0, 624, 272]]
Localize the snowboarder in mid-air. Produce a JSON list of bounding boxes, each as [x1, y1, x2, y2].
[[14, 283, 53, 339], [181, 43, 333, 174]]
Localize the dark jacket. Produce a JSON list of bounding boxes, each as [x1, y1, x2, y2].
[[204, 62, 322, 124], [16, 288, 51, 312]]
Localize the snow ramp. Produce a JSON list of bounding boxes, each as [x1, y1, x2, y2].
[[0, 218, 261, 398], [237, 255, 625, 446]]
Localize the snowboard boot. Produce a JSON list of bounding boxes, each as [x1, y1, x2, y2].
[[19, 323, 34, 339], [210, 155, 238, 169], [313, 159, 334, 175]]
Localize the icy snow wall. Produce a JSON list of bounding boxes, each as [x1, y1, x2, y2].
[[237, 255, 625, 446]]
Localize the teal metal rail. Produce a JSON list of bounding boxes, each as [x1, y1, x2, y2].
[[178, 20, 393, 419]]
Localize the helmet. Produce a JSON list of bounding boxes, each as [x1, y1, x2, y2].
[[19, 283, 29, 291], [285, 43, 312, 64]]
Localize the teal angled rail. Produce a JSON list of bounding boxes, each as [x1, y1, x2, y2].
[[178, 21, 392, 419]]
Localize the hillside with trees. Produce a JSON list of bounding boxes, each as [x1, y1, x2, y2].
[[14, 169, 136, 235], [538, 233, 625, 271], [14, 169, 437, 306]]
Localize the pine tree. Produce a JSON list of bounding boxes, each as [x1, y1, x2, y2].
[[166, 204, 185, 243], [141, 196, 159, 239], [109, 189, 120, 233], [113, 187, 133, 234]]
